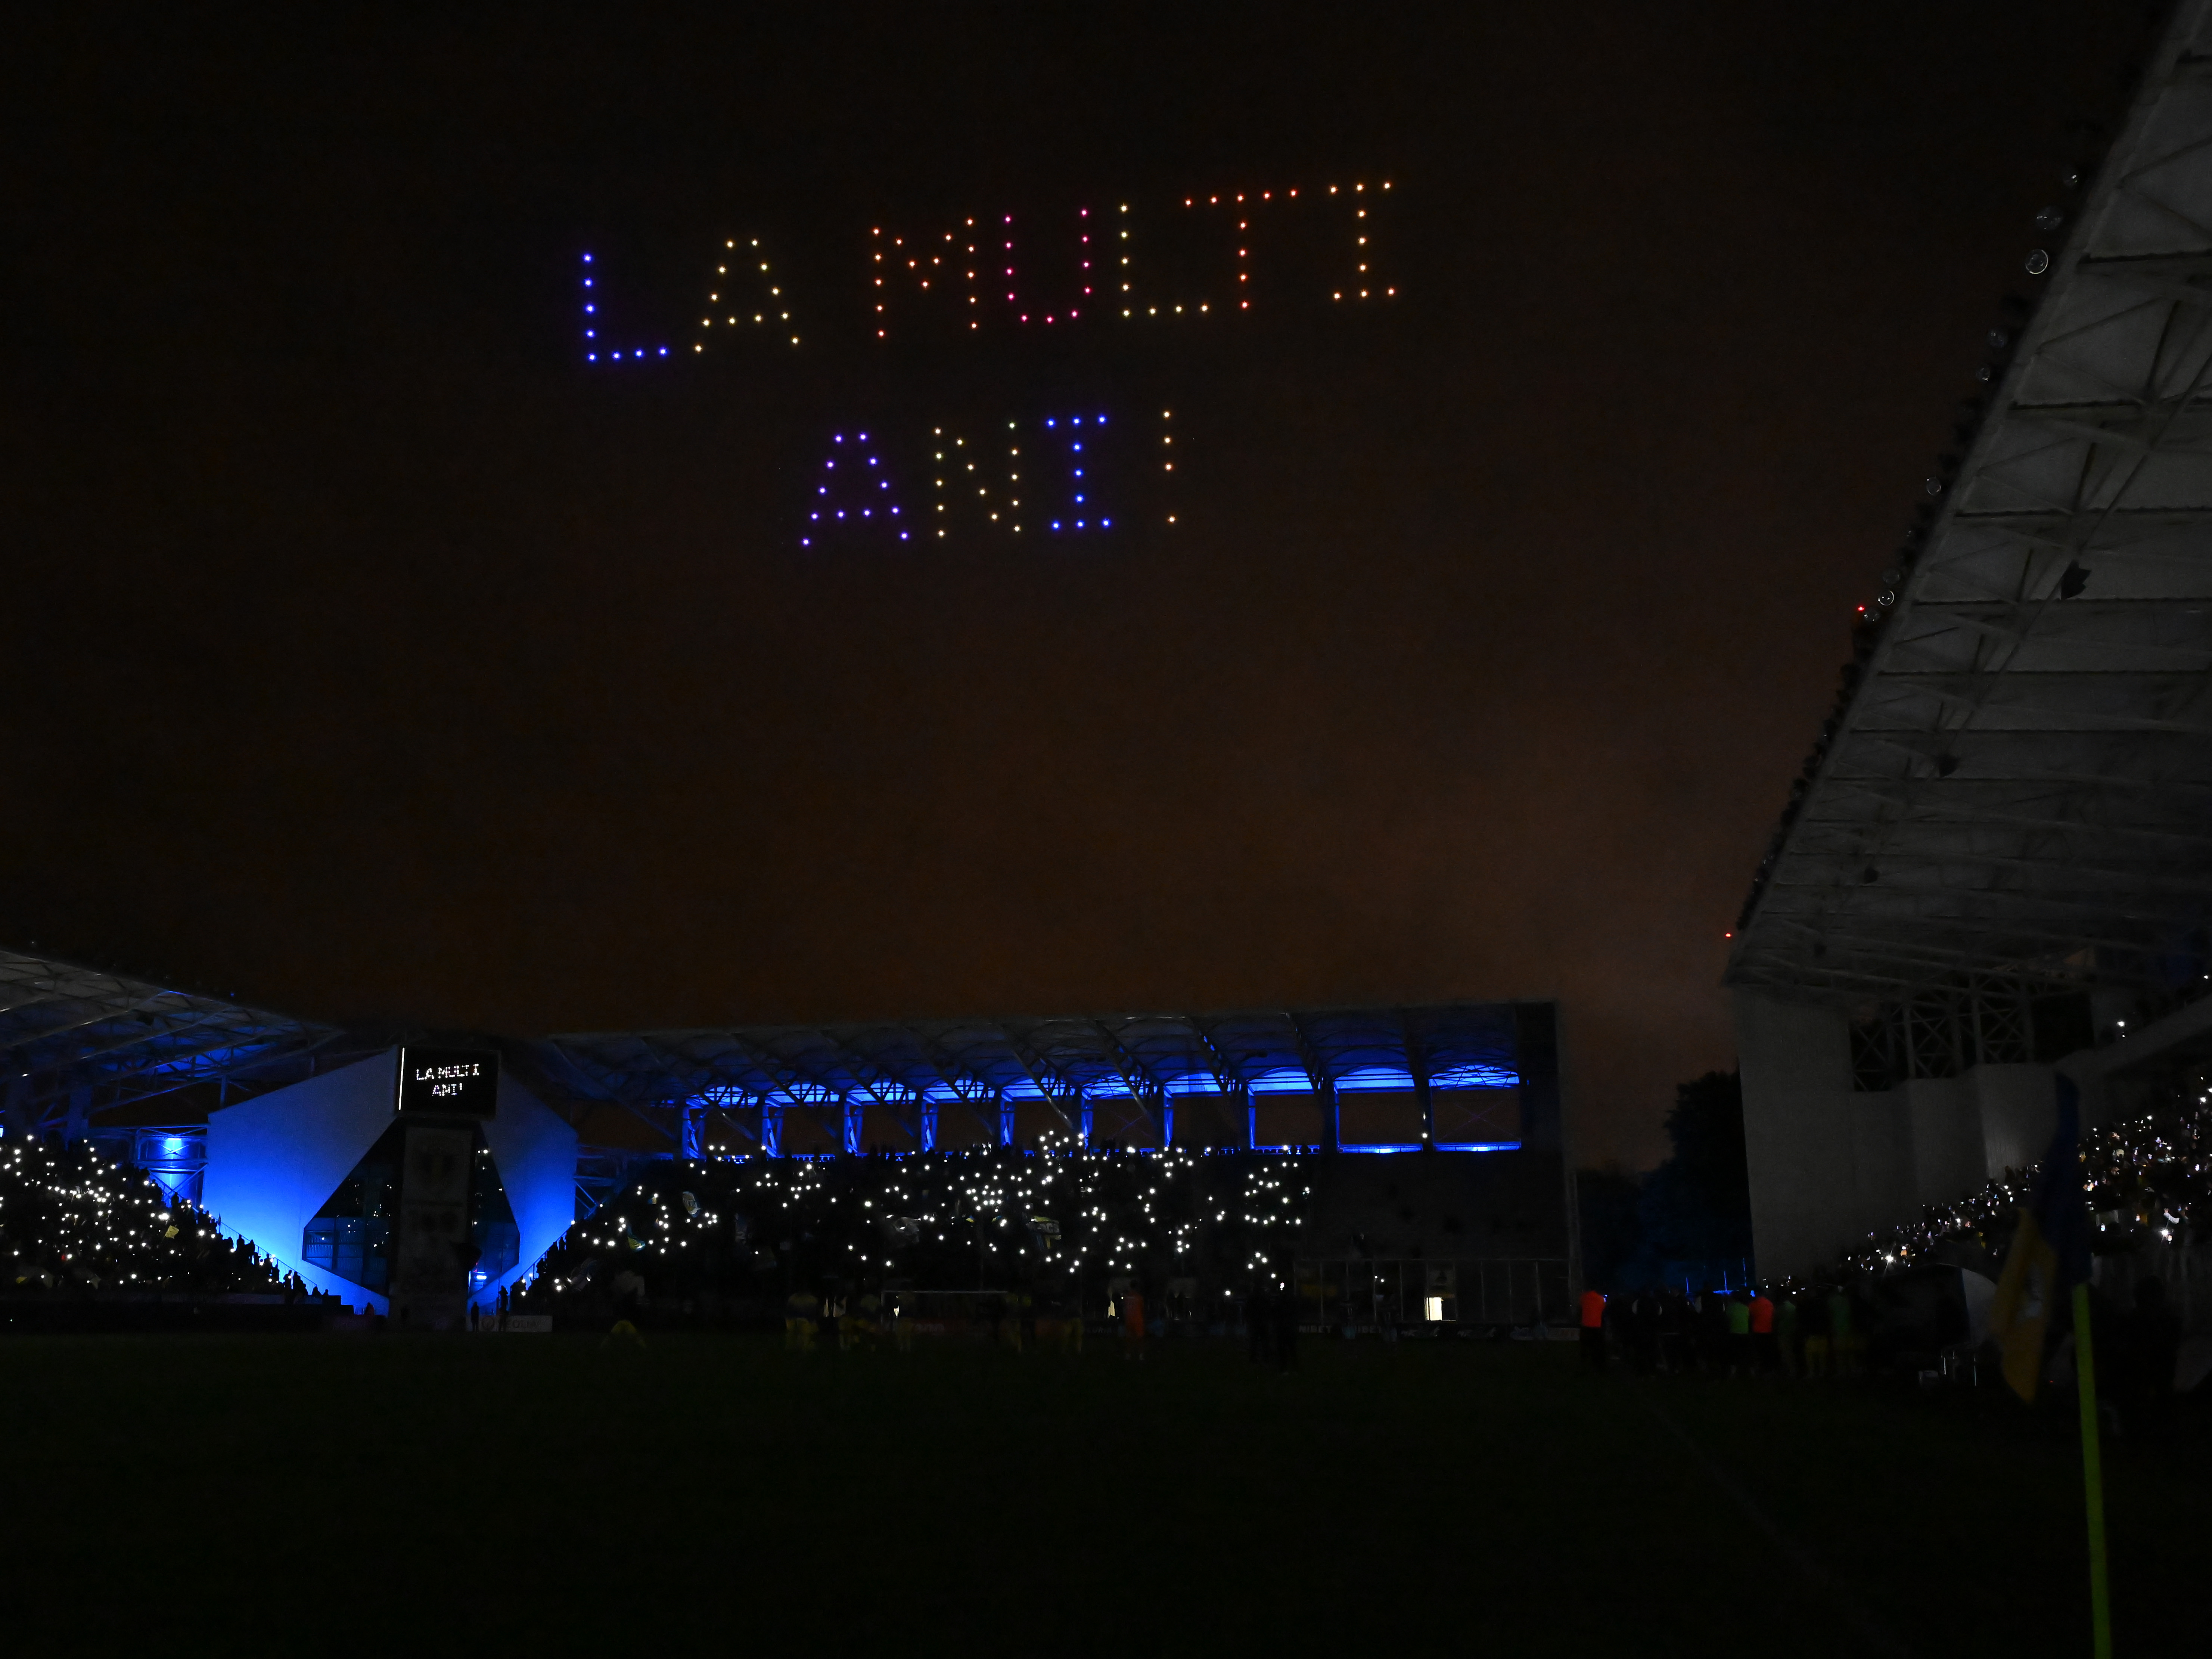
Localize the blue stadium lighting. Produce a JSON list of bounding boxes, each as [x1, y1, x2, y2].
[[1335, 1066, 1415, 1093], [161, 1136, 186, 1157], [1432, 1064, 1520, 1089]]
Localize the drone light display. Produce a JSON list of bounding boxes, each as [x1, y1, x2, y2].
[[801, 430, 910, 547], [580, 180, 1393, 360], [580, 178, 1391, 543], [801, 410, 1175, 547]]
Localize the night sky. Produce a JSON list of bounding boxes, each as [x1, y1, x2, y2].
[[3, 6, 2152, 1166]]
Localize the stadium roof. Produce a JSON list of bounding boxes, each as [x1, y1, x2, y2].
[[2, 940, 1539, 1151], [1727, 0, 2212, 1005], [539, 1003, 1529, 1131], [0, 946, 343, 1129]]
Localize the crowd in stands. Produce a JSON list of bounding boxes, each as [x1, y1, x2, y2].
[[1572, 1096, 2209, 1423], [0, 1138, 298, 1298], [511, 1143, 1315, 1331], [1838, 1099, 2210, 1279]]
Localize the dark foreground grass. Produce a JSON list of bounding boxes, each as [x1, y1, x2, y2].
[[1, 1333, 2204, 1656]]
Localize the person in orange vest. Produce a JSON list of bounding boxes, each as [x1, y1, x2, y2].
[[1579, 1286, 1607, 1370], [1749, 1287, 1778, 1374]]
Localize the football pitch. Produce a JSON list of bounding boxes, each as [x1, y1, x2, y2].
[[1, 1332, 2202, 1654]]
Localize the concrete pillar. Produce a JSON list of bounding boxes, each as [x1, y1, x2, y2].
[[1972, 1063, 2057, 1177], [1902, 1076, 1984, 1207], [1848, 1087, 1916, 1229], [1733, 989, 1861, 1279]]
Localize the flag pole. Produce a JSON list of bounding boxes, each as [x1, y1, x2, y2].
[[2071, 1281, 2112, 1659]]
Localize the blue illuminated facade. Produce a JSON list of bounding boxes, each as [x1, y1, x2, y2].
[[541, 1002, 1564, 1165], [202, 1051, 578, 1314]]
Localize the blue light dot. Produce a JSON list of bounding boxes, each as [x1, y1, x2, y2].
[[1074, 494, 1085, 503], [582, 278, 593, 287], [1103, 518, 1111, 527], [583, 304, 595, 313], [658, 347, 668, 355], [1072, 416, 1083, 425], [1077, 520, 1086, 529], [863, 509, 871, 517], [801, 538, 811, 546], [834, 434, 843, 443], [582, 253, 593, 262], [1045, 419, 1056, 428], [1052, 521, 1062, 530], [1072, 442, 1082, 452], [900, 532, 910, 540], [810, 513, 820, 520], [584, 330, 595, 338], [587, 353, 597, 361], [1098, 414, 1107, 424], [858, 432, 868, 441], [837, 511, 845, 519]]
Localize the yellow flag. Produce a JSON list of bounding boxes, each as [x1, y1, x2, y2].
[[1988, 1083, 2088, 1405], [1988, 1206, 2057, 1402]]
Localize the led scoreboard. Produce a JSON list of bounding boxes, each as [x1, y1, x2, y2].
[[396, 1047, 500, 1118], [575, 178, 1395, 545]]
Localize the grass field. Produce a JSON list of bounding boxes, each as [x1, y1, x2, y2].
[[1, 1332, 2203, 1655]]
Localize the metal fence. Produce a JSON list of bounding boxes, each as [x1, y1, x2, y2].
[[1296, 1257, 1570, 1330]]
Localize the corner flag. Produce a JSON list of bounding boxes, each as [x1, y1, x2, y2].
[[1988, 1077, 2089, 1403]]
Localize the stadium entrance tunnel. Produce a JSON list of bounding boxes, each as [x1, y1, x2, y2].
[[301, 1119, 521, 1300]]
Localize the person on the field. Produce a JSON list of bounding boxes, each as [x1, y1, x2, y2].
[[1271, 1284, 1299, 1371], [1579, 1287, 1607, 1370], [784, 1287, 819, 1351], [1827, 1287, 1857, 1378], [1749, 1289, 1777, 1373], [1653, 1290, 1681, 1372], [1630, 1289, 1663, 1374], [611, 1267, 646, 1327], [1725, 1291, 1753, 1375]]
